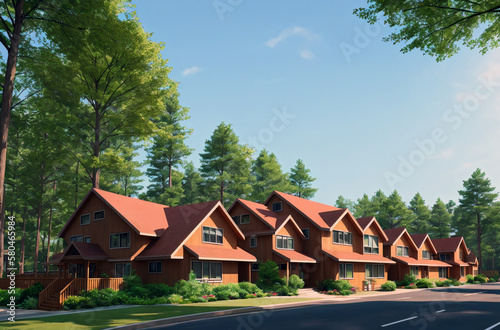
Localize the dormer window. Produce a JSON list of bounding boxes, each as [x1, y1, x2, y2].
[[232, 215, 241, 224], [363, 235, 379, 254], [240, 214, 250, 224], [80, 214, 90, 225], [276, 235, 294, 250], [333, 230, 352, 245], [422, 250, 431, 259], [94, 210, 105, 221], [396, 246, 409, 257], [202, 226, 223, 245], [272, 202, 283, 212]]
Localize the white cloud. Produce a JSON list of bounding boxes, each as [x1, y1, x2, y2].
[[299, 49, 315, 60], [182, 66, 201, 76], [266, 26, 319, 48]]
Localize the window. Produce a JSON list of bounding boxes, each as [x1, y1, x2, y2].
[[422, 250, 431, 259], [191, 261, 222, 280], [240, 214, 250, 224], [474, 270, 478, 276], [251, 263, 260, 272], [202, 226, 223, 244], [272, 202, 282, 212], [459, 251, 463, 260], [276, 235, 294, 250], [279, 263, 287, 271], [396, 246, 409, 257], [250, 235, 257, 248], [110, 232, 130, 249], [439, 254, 451, 261], [232, 215, 240, 224], [70, 235, 83, 242], [84, 236, 90, 243], [115, 263, 131, 278], [461, 267, 465, 277], [80, 214, 90, 225], [366, 264, 384, 278], [340, 263, 353, 279], [149, 261, 162, 273], [364, 235, 379, 254], [332, 230, 352, 245], [411, 266, 419, 276], [302, 228, 309, 239], [94, 210, 105, 221], [438, 267, 447, 278]]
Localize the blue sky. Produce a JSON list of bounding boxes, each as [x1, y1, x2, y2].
[[131, 0, 500, 207]]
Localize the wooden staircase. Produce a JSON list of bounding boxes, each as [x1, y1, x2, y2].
[[38, 278, 73, 311]]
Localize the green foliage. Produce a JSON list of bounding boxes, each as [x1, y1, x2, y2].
[[274, 285, 297, 296], [288, 275, 305, 290], [354, 1, 500, 61], [22, 297, 38, 310], [123, 273, 142, 291], [168, 294, 183, 304], [466, 274, 475, 284], [317, 279, 354, 295], [429, 198, 452, 238], [238, 282, 262, 294], [80, 289, 119, 307], [335, 195, 355, 210], [289, 159, 317, 199], [474, 274, 488, 283], [174, 279, 202, 299], [408, 192, 431, 234], [379, 190, 413, 229], [250, 150, 293, 202], [19, 282, 44, 304], [354, 193, 374, 218], [0, 289, 22, 306], [145, 283, 174, 298], [181, 162, 204, 204], [397, 274, 417, 287], [256, 260, 280, 291], [380, 281, 396, 291], [63, 296, 95, 310], [200, 122, 253, 206], [415, 278, 433, 288]]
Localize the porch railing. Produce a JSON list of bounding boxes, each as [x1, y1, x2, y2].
[[38, 278, 72, 309]]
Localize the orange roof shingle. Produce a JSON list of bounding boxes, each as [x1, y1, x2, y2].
[[184, 245, 256, 262], [391, 256, 451, 267], [323, 250, 396, 264], [273, 249, 317, 263]]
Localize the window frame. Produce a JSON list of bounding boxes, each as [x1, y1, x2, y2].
[[422, 250, 431, 259], [332, 230, 352, 245], [365, 264, 384, 279], [438, 267, 447, 278], [251, 263, 260, 272], [148, 261, 162, 273], [272, 202, 283, 212], [70, 235, 83, 242], [460, 267, 465, 277], [202, 226, 224, 245], [439, 254, 451, 261], [410, 266, 419, 276], [250, 235, 257, 248], [94, 210, 105, 221], [115, 263, 131, 278], [80, 213, 90, 225], [232, 215, 241, 224], [363, 234, 379, 254], [302, 228, 309, 239], [109, 232, 131, 249], [240, 214, 250, 224], [191, 261, 223, 281], [396, 246, 409, 257], [276, 235, 294, 250], [84, 236, 90, 243], [339, 263, 354, 279]]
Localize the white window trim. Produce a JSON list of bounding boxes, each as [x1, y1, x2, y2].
[[148, 261, 162, 274], [94, 210, 105, 221], [332, 230, 352, 246], [276, 235, 294, 250], [109, 231, 131, 249], [80, 213, 90, 225], [202, 226, 224, 245], [396, 245, 409, 257], [363, 234, 379, 254]]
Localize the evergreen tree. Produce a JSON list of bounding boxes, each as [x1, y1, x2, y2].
[[145, 94, 192, 203], [370, 190, 387, 223], [430, 198, 452, 239], [181, 162, 204, 205], [456, 169, 498, 272], [408, 192, 431, 234], [354, 193, 374, 218], [483, 203, 500, 271], [250, 150, 292, 203], [379, 190, 413, 229], [446, 200, 457, 214], [200, 122, 253, 206], [289, 159, 318, 199], [335, 195, 355, 210]]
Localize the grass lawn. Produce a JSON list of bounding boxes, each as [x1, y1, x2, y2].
[[0, 298, 319, 330]]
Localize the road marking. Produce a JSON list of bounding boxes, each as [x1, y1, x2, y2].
[[436, 310, 445, 313], [395, 297, 410, 300], [485, 321, 500, 330], [381, 316, 418, 327], [465, 291, 484, 296]]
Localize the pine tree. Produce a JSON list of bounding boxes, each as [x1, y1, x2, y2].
[[200, 122, 253, 206], [379, 190, 413, 229], [335, 195, 355, 210], [408, 192, 431, 234], [289, 159, 318, 199], [145, 94, 192, 203], [354, 193, 374, 218], [429, 198, 452, 239], [457, 169, 498, 272], [181, 162, 204, 205], [250, 150, 292, 203]]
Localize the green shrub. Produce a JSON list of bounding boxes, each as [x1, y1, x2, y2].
[[406, 284, 417, 289], [145, 283, 173, 298], [317, 279, 336, 291], [256, 260, 280, 291], [200, 283, 214, 296], [317, 279, 353, 295], [435, 280, 444, 287], [443, 279, 453, 287], [416, 278, 433, 288], [465, 274, 474, 284], [0, 289, 21, 306], [168, 294, 183, 304], [63, 296, 95, 310], [127, 286, 149, 298], [474, 274, 488, 283], [245, 293, 257, 299], [155, 296, 169, 304], [489, 277, 496, 282], [238, 282, 261, 294], [123, 273, 142, 290], [449, 278, 461, 286], [174, 279, 202, 299], [22, 297, 38, 310], [398, 274, 417, 287], [380, 281, 396, 291], [215, 290, 231, 300], [19, 282, 44, 304], [288, 275, 305, 290], [275, 285, 297, 296]]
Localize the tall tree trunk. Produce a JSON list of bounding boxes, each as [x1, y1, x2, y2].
[[34, 163, 45, 275], [46, 182, 54, 273], [0, 0, 24, 278], [92, 106, 101, 188], [19, 204, 26, 274], [168, 163, 172, 188], [75, 161, 79, 209], [477, 212, 482, 273]]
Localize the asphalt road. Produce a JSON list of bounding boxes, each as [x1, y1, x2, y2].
[[151, 283, 500, 330]]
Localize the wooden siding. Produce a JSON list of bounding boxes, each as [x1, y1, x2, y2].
[[230, 203, 272, 233]]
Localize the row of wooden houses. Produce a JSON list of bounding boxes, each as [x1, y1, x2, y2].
[[35, 188, 478, 309]]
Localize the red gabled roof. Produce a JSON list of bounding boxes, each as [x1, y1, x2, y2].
[[137, 201, 244, 259], [356, 216, 389, 242], [184, 245, 256, 262], [432, 236, 467, 253], [323, 249, 396, 264], [383, 228, 418, 251], [410, 233, 438, 255], [391, 256, 452, 267], [265, 191, 363, 234], [273, 249, 317, 263], [466, 249, 478, 265], [51, 242, 109, 263], [59, 188, 169, 238]]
